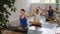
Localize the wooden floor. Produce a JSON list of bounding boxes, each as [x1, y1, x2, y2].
[[2, 30, 25, 34]]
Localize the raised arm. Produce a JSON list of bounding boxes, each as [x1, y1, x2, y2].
[[38, 7, 47, 12], [38, 7, 44, 11], [39, 7, 48, 16]]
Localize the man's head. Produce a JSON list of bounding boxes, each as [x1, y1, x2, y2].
[[49, 6, 52, 10]]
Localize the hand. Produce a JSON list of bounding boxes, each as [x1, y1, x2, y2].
[[38, 7, 41, 9], [58, 12, 60, 14]]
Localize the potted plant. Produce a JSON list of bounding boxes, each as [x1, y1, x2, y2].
[[56, 15, 60, 27], [0, 0, 16, 34]]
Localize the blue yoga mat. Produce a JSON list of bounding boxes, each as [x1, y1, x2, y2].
[[28, 30, 42, 34]]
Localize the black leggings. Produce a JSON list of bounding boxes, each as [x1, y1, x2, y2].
[[46, 16, 54, 21], [30, 24, 41, 27]]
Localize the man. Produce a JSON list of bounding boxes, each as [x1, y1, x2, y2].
[[39, 6, 60, 21]]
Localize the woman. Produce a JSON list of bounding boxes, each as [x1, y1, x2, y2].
[[20, 8, 42, 30], [20, 9, 27, 28], [30, 8, 42, 30], [20, 9, 29, 33], [20, 9, 34, 28]]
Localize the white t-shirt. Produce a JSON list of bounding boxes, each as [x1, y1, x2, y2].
[[34, 13, 40, 20]]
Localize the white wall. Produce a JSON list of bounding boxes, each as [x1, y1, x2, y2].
[[30, 3, 56, 13], [9, 0, 31, 22]]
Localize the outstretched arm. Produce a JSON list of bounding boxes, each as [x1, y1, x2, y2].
[[26, 11, 35, 18], [26, 13, 34, 18], [54, 10, 60, 14]]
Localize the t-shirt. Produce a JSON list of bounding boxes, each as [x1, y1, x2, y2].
[[48, 9, 54, 17], [33, 13, 40, 24], [34, 13, 40, 20]]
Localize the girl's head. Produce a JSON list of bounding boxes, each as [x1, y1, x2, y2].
[[20, 9, 26, 15]]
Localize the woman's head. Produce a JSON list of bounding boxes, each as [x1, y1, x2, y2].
[[20, 9, 26, 15], [34, 9, 39, 14]]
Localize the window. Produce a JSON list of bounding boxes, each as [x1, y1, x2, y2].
[[44, 0, 56, 3], [30, 0, 40, 3], [30, 0, 56, 3]]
